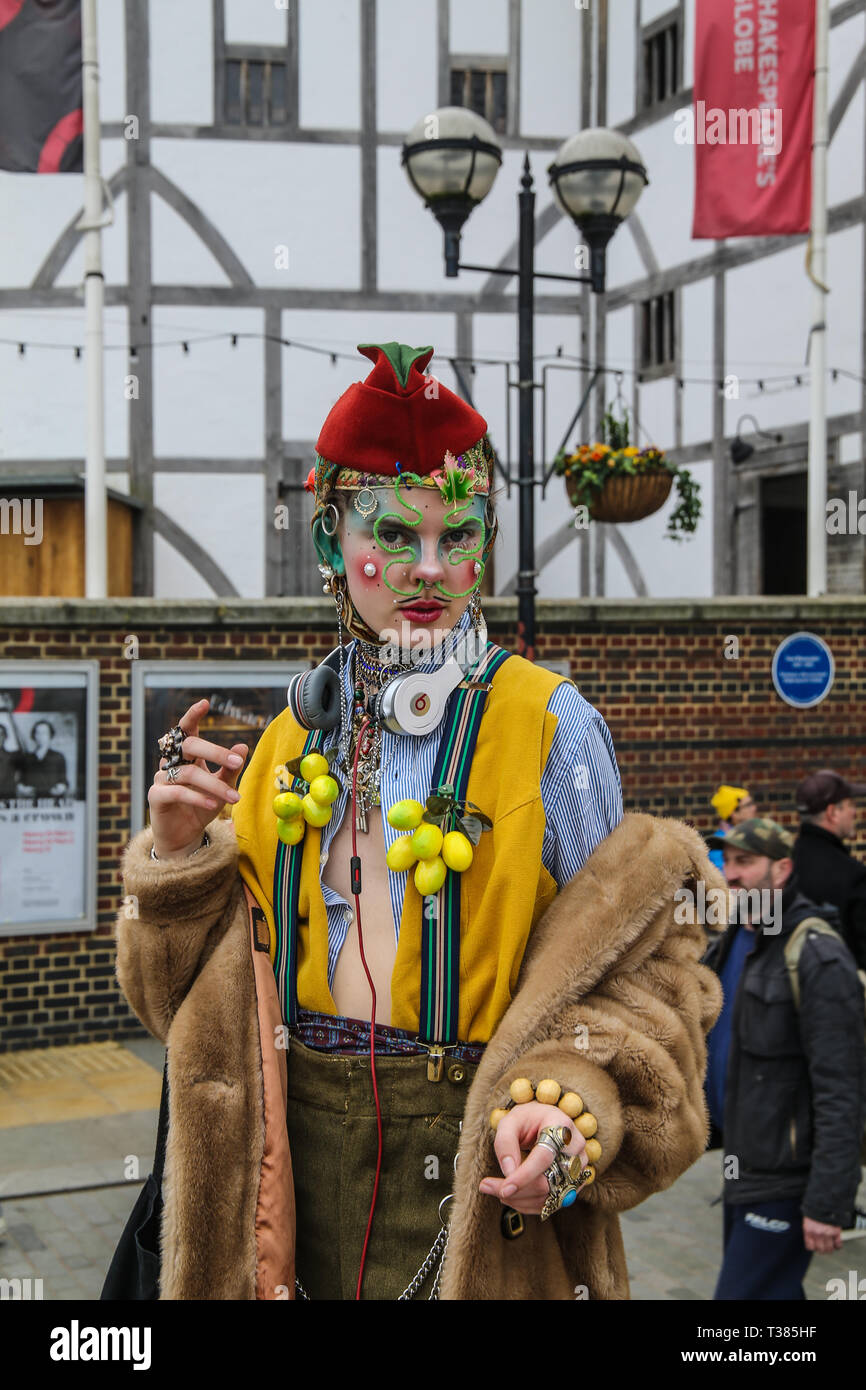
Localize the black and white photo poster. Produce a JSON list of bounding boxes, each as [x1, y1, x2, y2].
[[0, 663, 97, 933]]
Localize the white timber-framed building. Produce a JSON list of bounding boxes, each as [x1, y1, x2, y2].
[[1, 0, 864, 600]]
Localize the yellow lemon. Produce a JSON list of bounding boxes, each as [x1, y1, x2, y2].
[[387, 798, 425, 831], [385, 835, 418, 872], [273, 791, 304, 820], [276, 817, 305, 845], [410, 823, 444, 860], [299, 752, 329, 783], [414, 855, 447, 896], [308, 775, 339, 807], [301, 794, 332, 827], [441, 830, 473, 872]]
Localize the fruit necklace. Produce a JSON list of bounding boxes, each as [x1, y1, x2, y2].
[[271, 643, 409, 843], [272, 640, 494, 885]]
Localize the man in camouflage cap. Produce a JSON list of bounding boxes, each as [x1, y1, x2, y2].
[[702, 816, 866, 1299], [707, 816, 795, 865]]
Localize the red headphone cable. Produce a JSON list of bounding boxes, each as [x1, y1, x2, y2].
[[349, 715, 383, 1300]]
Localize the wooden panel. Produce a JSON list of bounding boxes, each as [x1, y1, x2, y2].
[[0, 499, 133, 597]]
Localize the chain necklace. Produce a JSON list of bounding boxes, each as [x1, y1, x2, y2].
[[338, 642, 414, 833]]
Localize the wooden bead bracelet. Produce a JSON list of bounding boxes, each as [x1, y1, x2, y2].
[[489, 1077, 601, 1180]]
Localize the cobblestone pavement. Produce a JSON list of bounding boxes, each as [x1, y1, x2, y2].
[[2, 1144, 864, 1301]]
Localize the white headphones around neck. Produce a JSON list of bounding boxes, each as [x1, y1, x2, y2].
[[287, 624, 488, 737]]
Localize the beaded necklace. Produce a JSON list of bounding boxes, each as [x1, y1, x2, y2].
[[339, 641, 415, 832]]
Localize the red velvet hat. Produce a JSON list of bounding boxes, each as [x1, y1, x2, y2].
[[315, 341, 488, 480]]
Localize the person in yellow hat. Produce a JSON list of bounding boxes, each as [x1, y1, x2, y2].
[[708, 784, 757, 869]]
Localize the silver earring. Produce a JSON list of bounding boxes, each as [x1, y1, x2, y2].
[[469, 589, 483, 632], [320, 503, 340, 537]]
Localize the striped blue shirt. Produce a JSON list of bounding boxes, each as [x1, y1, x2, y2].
[[317, 606, 623, 989]]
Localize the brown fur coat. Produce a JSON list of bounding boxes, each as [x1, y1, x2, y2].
[[115, 810, 723, 1300]]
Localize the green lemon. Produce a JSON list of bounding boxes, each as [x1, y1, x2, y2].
[[309, 775, 339, 807], [301, 794, 332, 827], [410, 822, 444, 861], [276, 817, 305, 845], [299, 752, 330, 783], [442, 830, 473, 872], [273, 791, 304, 820], [385, 835, 418, 873], [414, 855, 447, 896], [387, 798, 425, 831]]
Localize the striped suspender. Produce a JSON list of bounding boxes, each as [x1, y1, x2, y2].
[[273, 642, 510, 1058], [418, 641, 510, 1077], [272, 726, 325, 1028]]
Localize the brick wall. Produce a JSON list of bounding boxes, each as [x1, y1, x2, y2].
[[1, 596, 864, 1051]]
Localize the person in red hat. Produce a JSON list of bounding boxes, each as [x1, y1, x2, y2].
[[111, 342, 724, 1303]]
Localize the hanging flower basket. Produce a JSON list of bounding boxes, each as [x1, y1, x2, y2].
[[565, 467, 672, 522], [552, 405, 701, 540]]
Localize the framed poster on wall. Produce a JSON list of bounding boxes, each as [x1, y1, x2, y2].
[[130, 661, 307, 836], [0, 661, 99, 936]]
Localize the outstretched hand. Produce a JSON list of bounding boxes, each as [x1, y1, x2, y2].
[[479, 1101, 590, 1216]]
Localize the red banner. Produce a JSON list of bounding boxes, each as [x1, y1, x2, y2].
[[0, 0, 82, 173], [691, 0, 815, 239]]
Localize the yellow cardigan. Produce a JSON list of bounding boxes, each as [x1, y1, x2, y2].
[[232, 652, 566, 1043]]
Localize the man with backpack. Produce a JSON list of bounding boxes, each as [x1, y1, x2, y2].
[[703, 818, 866, 1300]]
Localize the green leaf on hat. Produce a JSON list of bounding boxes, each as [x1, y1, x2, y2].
[[358, 341, 434, 388]]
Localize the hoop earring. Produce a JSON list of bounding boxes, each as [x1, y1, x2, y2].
[[320, 502, 340, 537]]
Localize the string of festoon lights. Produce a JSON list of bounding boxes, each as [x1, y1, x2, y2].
[[1, 330, 865, 396]]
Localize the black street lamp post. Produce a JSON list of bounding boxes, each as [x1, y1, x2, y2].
[[402, 109, 648, 660]]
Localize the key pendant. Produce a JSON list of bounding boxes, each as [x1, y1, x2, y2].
[[355, 803, 368, 833]]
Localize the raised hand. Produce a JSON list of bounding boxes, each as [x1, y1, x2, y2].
[[148, 698, 248, 858]]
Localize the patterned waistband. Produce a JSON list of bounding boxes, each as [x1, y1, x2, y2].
[[294, 1007, 486, 1065]]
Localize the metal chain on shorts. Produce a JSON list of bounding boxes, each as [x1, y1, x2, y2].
[[294, 1201, 452, 1302], [397, 1220, 450, 1301]]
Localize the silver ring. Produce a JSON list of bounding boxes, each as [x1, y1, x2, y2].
[[536, 1124, 572, 1159], [320, 502, 340, 537], [438, 1193, 454, 1223], [165, 765, 182, 783]]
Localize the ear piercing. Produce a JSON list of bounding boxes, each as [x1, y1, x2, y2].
[[363, 562, 377, 577]]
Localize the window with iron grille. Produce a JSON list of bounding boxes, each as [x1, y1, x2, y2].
[[641, 12, 681, 109], [224, 54, 289, 127], [449, 64, 507, 134], [640, 291, 676, 374]]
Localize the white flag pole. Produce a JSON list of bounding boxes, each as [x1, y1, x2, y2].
[[806, 0, 830, 596], [79, 0, 107, 598]]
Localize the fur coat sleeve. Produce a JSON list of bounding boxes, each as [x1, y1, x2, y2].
[[439, 812, 726, 1301], [114, 817, 241, 1043]]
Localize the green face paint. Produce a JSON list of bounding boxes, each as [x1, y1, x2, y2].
[[372, 473, 424, 597], [360, 474, 487, 600], [437, 498, 486, 598]]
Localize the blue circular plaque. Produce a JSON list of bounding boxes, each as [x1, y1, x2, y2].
[[771, 632, 834, 709]]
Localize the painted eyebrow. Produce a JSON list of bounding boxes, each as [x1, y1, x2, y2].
[[373, 518, 482, 533]]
